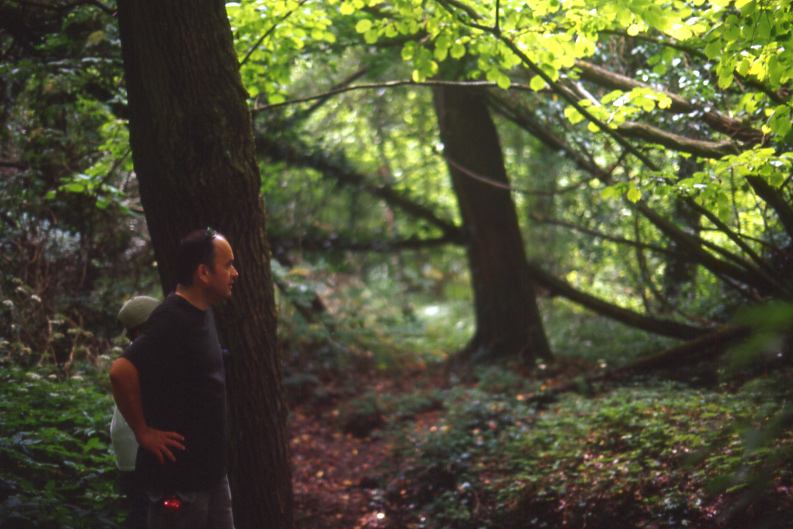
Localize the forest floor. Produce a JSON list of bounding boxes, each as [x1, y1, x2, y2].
[[289, 358, 590, 529], [290, 363, 448, 529], [289, 360, 458, 529], [288, 357, 793, 529]]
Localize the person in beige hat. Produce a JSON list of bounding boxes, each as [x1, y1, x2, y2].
[[112, 295, 160, 529]]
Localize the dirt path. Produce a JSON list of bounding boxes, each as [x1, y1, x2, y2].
[[290, 406, 390, 529]]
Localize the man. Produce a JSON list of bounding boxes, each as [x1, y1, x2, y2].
[[110, 228, 239, 529], [112, 295, 160, 529]]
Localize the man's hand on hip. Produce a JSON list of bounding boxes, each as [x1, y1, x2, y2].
[[137, 427, 185, 464]]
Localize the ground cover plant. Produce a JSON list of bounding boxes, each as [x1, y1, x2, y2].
[[333, 368, 793, 529], [0, 358, 122, 529], [1, 287, 793, 528], [281, 296, 793, 528]]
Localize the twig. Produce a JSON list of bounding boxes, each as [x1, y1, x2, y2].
[[239, 0, 309, 68]]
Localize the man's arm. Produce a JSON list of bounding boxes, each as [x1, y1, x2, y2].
[[109, 357, 185, 464]]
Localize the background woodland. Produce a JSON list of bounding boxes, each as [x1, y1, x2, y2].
[[2, 0, 793, 527]]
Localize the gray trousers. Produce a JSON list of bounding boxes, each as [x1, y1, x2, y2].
[[148, 474, 234, 529]]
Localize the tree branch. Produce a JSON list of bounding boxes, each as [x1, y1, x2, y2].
[[681, 195, 788, 295], [746, 175, 793, 241], [432, 1, 664, 172], [254, 135, 462, 239], [526, 261, 709, 340], [251, 78, 537, 113], [574, 60, 765, 146], [0, 159, 28, 169], [599, 29, 788, 106], [239, 0, 308, 68], [617, 121, 739, 159], [288, 67, 370, 126], [270, 233, 458, 253], [529, 213, 681, 259], [487, 77, 779, 297]]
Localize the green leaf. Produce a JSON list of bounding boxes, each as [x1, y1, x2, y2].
[[401, 43, 415, 61], [601, 186, 617, 199], [63, 183, 85, 193], [627, 184, 642, 203], [85, 31, 106, 47], [564, 106, 585, 125], [496, 72, 511, 90], [355, 19, 372, 33], [530, 75, 546, 91], [83, 437, 101, 452], [450, 42, 466, 59]]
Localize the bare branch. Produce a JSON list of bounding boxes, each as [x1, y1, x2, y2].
[[251, 78, 537, 113], [443, 155, 589, 196], [255, 135, 461, 239], [271, 233, 457, 253], [529, 214, 680, 258], [527, 261, 710, 339], [617, 122, 739, 159]]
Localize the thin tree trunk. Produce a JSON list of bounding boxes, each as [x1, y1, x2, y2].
[[664, 157, 701, 299], [433, 85, 552, 363], [115, 1, 293, 527]]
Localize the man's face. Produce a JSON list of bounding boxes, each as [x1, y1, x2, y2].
[[206, 236, 239, 302]]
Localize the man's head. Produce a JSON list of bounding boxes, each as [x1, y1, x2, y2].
[[118, 295, 159, 339], [175, 228, 238, 303]]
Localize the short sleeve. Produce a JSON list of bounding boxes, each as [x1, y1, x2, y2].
[[121, 305, 180, 378]]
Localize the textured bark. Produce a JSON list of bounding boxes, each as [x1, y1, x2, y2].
[[115, 1, 293, 527], [433, 85, 552, 363]]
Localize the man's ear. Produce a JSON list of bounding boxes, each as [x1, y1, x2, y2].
[[196, 264, 210, 284]]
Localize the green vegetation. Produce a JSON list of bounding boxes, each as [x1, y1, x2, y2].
[[0, 359, 122, 528], [4, 0, 793, 525], [299, 329, 793, 528], [2, 292, 792, 527]]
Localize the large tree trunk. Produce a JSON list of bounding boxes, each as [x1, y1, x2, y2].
[[115, 1, 293, 527], [433, 85, 552, 363]]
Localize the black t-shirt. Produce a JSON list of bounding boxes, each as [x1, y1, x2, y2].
[[122, 293, 227, 492]]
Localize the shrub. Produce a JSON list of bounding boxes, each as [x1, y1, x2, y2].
[[0, 359, 122, 528]]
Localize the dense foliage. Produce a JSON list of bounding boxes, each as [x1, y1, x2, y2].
[[3, 0, 793, 526], [0, 358, 121, 528]]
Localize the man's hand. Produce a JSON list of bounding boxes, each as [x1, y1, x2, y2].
[[110, 358, 185, 465], [137, 427, 185, 464]]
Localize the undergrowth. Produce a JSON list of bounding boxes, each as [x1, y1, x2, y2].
[[0, 358, 121, 529], [370, 368, 793, 529]]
